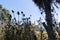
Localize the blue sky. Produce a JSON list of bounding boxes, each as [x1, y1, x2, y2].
[[0, 0, 60, 24]]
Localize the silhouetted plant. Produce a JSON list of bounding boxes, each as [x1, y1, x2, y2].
[[0, 5, 36, 40], [21, 11, 25, 17], [33, 0, 60, 40], [17, 11, 20, 23], [21, 12, 35, 40], [12, 10, 14, 13]]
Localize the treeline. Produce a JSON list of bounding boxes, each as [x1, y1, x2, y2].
[[0, 5, 37, 40]]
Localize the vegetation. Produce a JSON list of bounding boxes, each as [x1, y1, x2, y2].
[[33, 0, 60, 40], [0, 0, 60, 40]]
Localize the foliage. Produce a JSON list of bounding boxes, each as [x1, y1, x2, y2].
[[33, 0, 60, 40], [0, 5, 35, 40], [0, 0, 60, 39]]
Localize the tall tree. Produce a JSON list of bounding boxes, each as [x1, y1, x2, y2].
[[0, 4, 12, 40], [2, 8, 11, 22], [33, 0, 60, 40]]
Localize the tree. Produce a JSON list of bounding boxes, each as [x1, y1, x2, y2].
[[2, 8, 11, 22], [33, 0, 60, 40], [0, 4, 12, 40]]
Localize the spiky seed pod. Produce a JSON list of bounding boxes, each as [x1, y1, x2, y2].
[[23, 14, 25, 17], [29, 17, 30, 19], [21, 11, 23, 14], [12, 10, 14, 13], [17, 11, 20, 15], [21, 11, 25, 17]]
